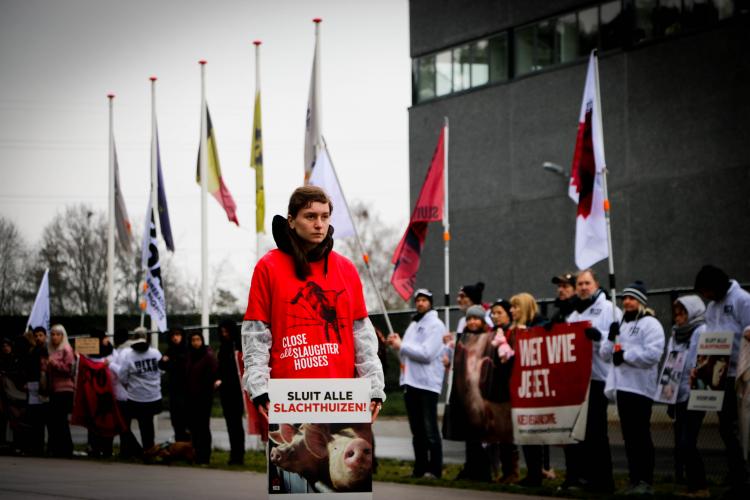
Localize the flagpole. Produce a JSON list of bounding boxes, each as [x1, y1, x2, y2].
[[443, 118, 450, 329], [321, 137, 394, 335], [199, 60, 210, 343], [592, 51, 617, 320], [253, 40, 262, 264], [107, 94, 116, 337], [150, 77, 162, 239]]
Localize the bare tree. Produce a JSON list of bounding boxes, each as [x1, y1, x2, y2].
[[0, 217, 28, 314], [337, 201, 405, 312], [38, 205, 108, 315]]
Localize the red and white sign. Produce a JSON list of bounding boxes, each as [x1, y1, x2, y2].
[[510, 322, 592, 444]]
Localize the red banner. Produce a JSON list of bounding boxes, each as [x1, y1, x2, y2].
[[71, 355, 126, 438], [509, 322, 592, 444]]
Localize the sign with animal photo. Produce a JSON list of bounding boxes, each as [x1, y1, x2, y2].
[[267, 378, 372, 499], [509, 322, 593, 445], [688, 331, 733, 411], [654, 349, 688, 404]]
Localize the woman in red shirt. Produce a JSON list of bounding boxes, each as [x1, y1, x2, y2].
[[241, 186, 385, 419]]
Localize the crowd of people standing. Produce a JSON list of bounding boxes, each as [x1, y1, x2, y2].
[[389, 264, 750, 498], [0, 322, 248, 467]]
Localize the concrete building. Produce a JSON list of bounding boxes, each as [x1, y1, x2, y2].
[[407, 0, 749, 310]]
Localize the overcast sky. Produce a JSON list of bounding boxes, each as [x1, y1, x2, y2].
[[0, 0, 411, 307]]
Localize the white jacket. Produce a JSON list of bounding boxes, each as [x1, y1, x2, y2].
[[115, 345, 162, 403], [567, 290, 622, 382], [705, 280, 750, 377], [602, 314, 665, 400], [399, 309, 447, 394], [665, 324, 705, 403]]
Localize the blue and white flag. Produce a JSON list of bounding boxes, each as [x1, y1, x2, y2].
[[26, 269, 50, 332], [141, 199, 167, 332]]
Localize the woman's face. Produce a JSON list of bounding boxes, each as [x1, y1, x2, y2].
[[622, 296, 640, 313], [491, 306, 509, 326], [288, 202, 330, 248], [50, 330, 63, 347], [190, 335, 203, 349], [1, 343, 11, 355], [220, 328, 231, 340], [465, 317, 484, 331], [170, 332, 183, 345], [510, 303, 519, 322], [673, 303, 688, 327]]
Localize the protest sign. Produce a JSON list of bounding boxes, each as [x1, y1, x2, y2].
[[654, 349, 688, 404], [267, 378, 372, 499], [74, 337, 100, 355], [509, 322, 592, 444], [688, 331, 733, 411]]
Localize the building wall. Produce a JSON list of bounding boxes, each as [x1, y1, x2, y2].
[[408, 5, 750, 307]]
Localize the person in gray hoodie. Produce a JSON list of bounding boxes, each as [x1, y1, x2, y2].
[[667, 295, 709, 497]]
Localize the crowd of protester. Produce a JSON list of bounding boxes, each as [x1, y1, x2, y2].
[[0, 322, 246, 467], [389, 264, 750, 498]]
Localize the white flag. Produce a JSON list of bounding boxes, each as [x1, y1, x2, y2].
[[304, 21, 322, 181], [309, 144, 355, 239], [26, 269, 50, 332], [569, 52, 608, 270], [141, 199, 167, 332]]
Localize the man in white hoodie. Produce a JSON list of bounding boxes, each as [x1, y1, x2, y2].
[[694, 265, 750, 496], [387, 288, 446, 479]]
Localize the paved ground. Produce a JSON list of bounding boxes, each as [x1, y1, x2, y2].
[[0, 456, 546, 500], [71, 408, 726, 478]]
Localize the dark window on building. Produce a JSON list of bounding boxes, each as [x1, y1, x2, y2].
[[601, 0, 624, 50], [415, 54, 436, 102], [514, 24, 535, 76], [578, 6, 600, 55], [488, 34, 509, 82], [557, 13, 579, 63]]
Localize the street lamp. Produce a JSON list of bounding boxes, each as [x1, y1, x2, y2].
[[542, 161, 569, 178]]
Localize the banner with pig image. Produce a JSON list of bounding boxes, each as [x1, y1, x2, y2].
[[267, 378, 373, 499], [509, 322, 593, 445]]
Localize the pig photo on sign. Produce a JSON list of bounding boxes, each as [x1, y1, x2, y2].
[[268, 422, 373, 494], [443, 329, 513, 443]]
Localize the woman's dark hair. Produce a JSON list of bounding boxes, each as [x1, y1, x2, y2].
[[287, 185, 332, 218], [218, 319, 241, 350]]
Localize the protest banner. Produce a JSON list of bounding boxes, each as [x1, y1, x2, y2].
[[267, 378, 372, 499], [688, 331, 733, 411], [509, 322, 592, 445], [654, 349, 688, 404]]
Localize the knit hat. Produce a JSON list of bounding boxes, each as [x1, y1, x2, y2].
[[622, 280, 648, 305], [466, 305, 486, 321], [460, 282, 485, 305], [491, 298, 512, 320], [551, 272, 577, 287], [414, 288, 433, 305]]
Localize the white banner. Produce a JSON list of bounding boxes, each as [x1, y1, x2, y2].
[[269, 378, 370, 424], [26, 269, 50, 333]]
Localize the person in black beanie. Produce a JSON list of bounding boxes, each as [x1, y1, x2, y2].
[[456, 281, 487, 333], [216, 319, 246, 466], [694, 265, 750, 496]]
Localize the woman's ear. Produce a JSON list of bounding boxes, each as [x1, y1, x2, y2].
[[287, 214, 295, 229]]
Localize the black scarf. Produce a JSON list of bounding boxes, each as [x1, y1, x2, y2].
[[574, 289, 602, 313], [272, 215, 334, 280]]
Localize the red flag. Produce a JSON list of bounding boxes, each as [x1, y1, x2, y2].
[[391, 127, 445, 301], [236, 351, 268, 441], [71, 355, 126, 437]]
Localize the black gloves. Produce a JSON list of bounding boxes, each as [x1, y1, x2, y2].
[[584, 327, 602, 341], [608, 322, 619, 342], [253, 393, 270, 410], [613, 350, 625, 366]]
